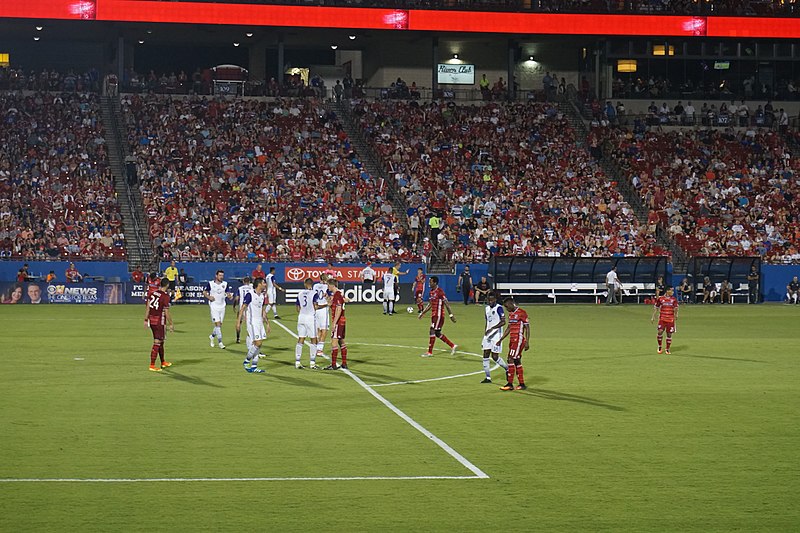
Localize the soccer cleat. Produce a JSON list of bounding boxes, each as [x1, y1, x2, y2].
[[295, 362, 305, 369], [148, 366, 162, 372], [209, 335, 215, 347], [273, 315, 281, 320], [323, 364, 340, 371], [251, 368, 265, 373], [515, 384, 527, 391], [450, 344, 458, 356], [236, 339, 241, 344], [219, 343, 226, 350], [161, 361, 173, 368], [480, 378, 492, 384], [657, 348, 663, 354], [244, 366, 254, 373], [340, 364, 348, 370], [420, 353, 433, 358], [309, 363, 319, 370], [500, 383, 514, 391], [665, 349, 671, 355]]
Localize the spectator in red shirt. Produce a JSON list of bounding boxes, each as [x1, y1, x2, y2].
[[131, 268, 144, 283], [252, 264, 266, 280], [66, 263, 82, 283]]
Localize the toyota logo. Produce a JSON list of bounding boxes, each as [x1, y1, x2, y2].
[[286, 268, 306, 281]]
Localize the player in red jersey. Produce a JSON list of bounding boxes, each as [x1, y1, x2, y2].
[[324, 278, 349, 370], [418, 276, 457, 357], [144, 278, 174, 372], [146, 271, 160, 299], [651, 285, 679, 354], [413, 268, 427, 312], [496, 297, 530, 391]]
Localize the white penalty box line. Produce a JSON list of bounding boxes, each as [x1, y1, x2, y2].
[[272, 319, 489, 480]]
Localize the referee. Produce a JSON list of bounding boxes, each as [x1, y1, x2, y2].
[[164, 260, 179, 297]]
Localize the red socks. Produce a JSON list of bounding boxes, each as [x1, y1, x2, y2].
[[331, 348, 339, 366], [666, 337, 672, 350], [158, 344, 165, 363], [428, 335, 436, 354], [657, 334, 663, 347], [507, 364, 516, 384], [341, 346, 347, 365], [516, 365, 525, 385], [150, 344, 159, 366], [439, 335, 454, 348]]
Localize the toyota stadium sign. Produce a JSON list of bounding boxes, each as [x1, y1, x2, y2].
[[284, 266, 389, 282]]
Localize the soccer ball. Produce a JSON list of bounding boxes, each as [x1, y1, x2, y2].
[[407, 306, 414, 314]]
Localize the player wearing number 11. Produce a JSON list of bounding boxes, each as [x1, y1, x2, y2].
[[651, 286, 679, 354], [144, 277, 174, 372]]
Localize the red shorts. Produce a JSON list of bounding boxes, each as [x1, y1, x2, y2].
[[430, 313, 445, 331], [657, 321, 675, 334], [508, 337, 525, 360], [150, 324, 165, 340], [414, 290, 423, 302], [332, 322, 346, 339]]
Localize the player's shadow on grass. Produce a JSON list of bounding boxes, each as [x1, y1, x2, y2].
[[161, 371, 225, 388], [669, 351, 766, 363], [175, 358, 206, 366], [268, 372, 339, 390], [523, 387, 626, 412]]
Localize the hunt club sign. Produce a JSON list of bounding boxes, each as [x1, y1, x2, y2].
[[436, 63, 475, 85]]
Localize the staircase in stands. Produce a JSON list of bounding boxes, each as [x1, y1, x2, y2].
[[559, 100, 690, 272], [329, 100, 453, 272], [100, 95, 154, 272]]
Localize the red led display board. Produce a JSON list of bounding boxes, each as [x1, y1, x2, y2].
[[2, 0, 799, 38]]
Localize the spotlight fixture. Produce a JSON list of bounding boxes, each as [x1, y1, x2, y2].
[[348, 35, 356, 40], [453, 53, 459, 59], [35, 26, 43, 31], [138, 40, 144, 44], [331, 44, 338, 50], [146, 30, 153, 34], [246, 33, 254, 38], [528, 55, 535, 61], [34, 36, 40, 41], [233, 42, 240, 47]]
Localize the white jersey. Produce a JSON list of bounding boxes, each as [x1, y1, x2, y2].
[[383, 272, 396, 291], [312, 282, 330, 330], [482, 303, 505, 353], [296, 289, 319, 319], [238, 283, 253, 303], [207, 280, 229, 307], [243, 291, 266, 326], [265, 273, 275, 291]]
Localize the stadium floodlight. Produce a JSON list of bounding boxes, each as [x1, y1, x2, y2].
[[331, 44, 338, 50], [246, 33, 253, 37], [349, 35, 356, 40], [35, 26, 43, 31]]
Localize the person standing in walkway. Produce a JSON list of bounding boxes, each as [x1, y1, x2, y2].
[[606, 266, 622, 305]]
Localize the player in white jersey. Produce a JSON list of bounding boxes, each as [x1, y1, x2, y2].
[[381, 271, 398, 315], [236, 278, 270, 373], [264, 266, 285, 319], [480, 291, 509, 383], [295, 278, 323, 369], [203, 269, 232, 349], [312, 274, 331, 357], [235, 276, 253, 344]]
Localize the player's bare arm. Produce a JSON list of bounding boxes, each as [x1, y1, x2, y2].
[[523, 323, 530, 350], [203, 289, 215, 303], [165, 308, 174, 333], [143, 301, 150, 328], [444, 300, 456, 322], [650, 305, 659, 323], [236, 302, 249, 330], [486, 314, 505, 335], [418, 302, 432, 318], [496, 326, 510, 345], [263, 310, 271, 335]]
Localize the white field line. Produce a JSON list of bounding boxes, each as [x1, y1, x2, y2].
[[272, 319, 489, 480], [0, 475, 481, 483], [347, 342, 500, 387]]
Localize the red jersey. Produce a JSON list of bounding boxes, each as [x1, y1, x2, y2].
[[429, 287, 448, 320], [252, 269, 266, 280], [330, 290, 346, 325], [507, 307, 529, 342], [147, 290, 170, 325], [147, 278, 160, 296], [654, 295, 678, 323], [414, 273, 426, 293]]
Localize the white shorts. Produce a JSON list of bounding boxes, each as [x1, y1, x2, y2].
[[297, 316, 316, 339], [267, 288, 276, 305], [247, 321, 267, 342], [315, 309, 330, 330], [383, 288, 395, 301], [482, 332, 503, 353], [210, 305, 226, 323]]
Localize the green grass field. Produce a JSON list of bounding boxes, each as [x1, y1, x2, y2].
[[1, 302, 798, 532]]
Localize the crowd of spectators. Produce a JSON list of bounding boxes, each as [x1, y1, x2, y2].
[[0, 92, 125, 260], [600, 125, 800, 263], [123, 94, 419, 263], [0, 67, 102, 93], [353, 99, 665, 262], [161, 0, 799, 16]]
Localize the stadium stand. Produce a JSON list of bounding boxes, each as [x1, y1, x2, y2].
[[122, 94, 418, 262], [0, 92, 125, 260], [599, 125, 800, 263], [352, 99, 668, 262]]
